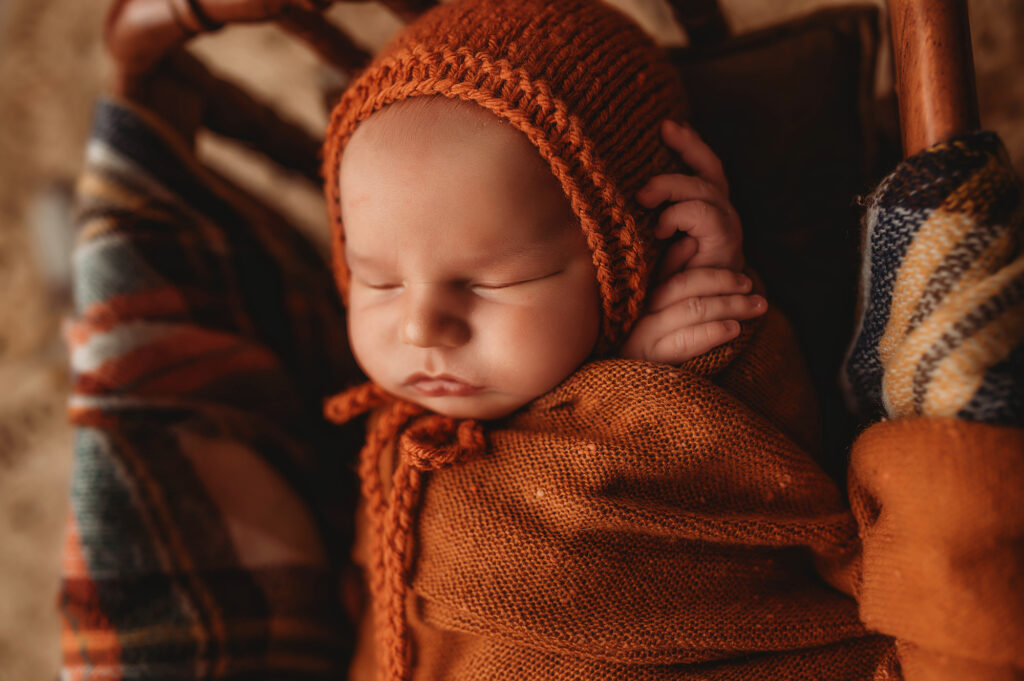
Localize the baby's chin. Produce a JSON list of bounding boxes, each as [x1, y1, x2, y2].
[[397, 389, 529, 421]]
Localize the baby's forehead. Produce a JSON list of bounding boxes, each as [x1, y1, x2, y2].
[[349, 97, 508, 148], [341, 97, 579, 255], [344, 97, 552, 184]]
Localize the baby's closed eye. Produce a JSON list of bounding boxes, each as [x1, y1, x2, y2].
[[471, 269, 566, 290], [362, 280, 403, 290], [350, 269, 565, 295]]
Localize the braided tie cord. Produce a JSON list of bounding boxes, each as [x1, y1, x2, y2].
[[400, 416, 486, 471], [324, 383, 486, 681]]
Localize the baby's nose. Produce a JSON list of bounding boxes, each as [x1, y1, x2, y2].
[[401, 287, 470, 348]]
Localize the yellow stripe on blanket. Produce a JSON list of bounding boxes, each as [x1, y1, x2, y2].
[[879, 155, 1011, 369], [883, 258, 1024, 417], [925, 292, 1024, 417]]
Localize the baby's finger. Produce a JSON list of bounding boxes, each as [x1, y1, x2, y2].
[[648, 320, 741, 365], [655, 236, 698, 283], [624, 294, 765, 361], [661, 120, 729, 199], [635, 172, 728, 211], [647, 268, 753, 314], [645, 295, 766, 345], [654, 198, 734, 240]]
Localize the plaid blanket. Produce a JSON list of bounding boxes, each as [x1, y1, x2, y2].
[[62, 98, 360, 680], [843, 131, 1024, 426]]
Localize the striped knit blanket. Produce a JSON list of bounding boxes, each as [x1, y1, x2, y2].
[[843, 131, 1024, 426], [62, 98, 359, 680]]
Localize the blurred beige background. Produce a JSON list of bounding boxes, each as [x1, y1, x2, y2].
[[0, 0, 1020, 678]]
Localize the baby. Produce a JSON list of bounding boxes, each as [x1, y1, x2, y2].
[[337, 98, 760, 421], [321, 0, 887, 679]]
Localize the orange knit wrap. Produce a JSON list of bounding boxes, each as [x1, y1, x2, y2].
[[325, 306, 898, 680], [321, 0, 687, 350]]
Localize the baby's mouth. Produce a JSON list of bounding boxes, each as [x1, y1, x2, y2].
[[404, 373, 484, 397]]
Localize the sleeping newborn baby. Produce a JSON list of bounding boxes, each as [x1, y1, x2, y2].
[[338, 96, 760, 421], [321, 0, 892, 679]]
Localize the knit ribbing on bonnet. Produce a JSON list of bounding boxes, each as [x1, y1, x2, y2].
[[321, 0, 687, 351]]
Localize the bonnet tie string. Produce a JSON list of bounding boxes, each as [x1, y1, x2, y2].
[[325, 383, 486, 681]]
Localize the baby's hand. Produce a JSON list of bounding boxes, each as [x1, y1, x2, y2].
[[636, 119, 744, 276], [622, 120, 765, 364], [620, 267, 765, 363]]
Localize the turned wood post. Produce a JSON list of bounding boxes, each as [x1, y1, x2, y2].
[[888, 0, 980, 157]]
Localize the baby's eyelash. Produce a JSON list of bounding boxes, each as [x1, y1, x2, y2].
[[473, 269, 565, 290], [471, 281, 516, 290], [355, 270, 565, 291]]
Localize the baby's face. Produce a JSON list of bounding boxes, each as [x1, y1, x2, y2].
[[340, 100, 601, 420]]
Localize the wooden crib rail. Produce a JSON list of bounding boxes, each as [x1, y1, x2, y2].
[[664, 0, 730, 47], [105, 0, 440, 82], [103, 0, 441, 178], [104, 0, 983, 178], [169, 50, 326, 182], [101, 0, 742, 180], [377, 0, 438, 23], [275, 7, 371, 74], [108, 0, 327, 81], [889, 0, 979, 157]]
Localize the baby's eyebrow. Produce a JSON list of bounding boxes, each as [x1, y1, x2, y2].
[[345, 250, 387, 267], [346, 237, 565, 269]]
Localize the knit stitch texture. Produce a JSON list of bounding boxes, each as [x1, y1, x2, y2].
[[843, 131, 1024, 425], [322, 0, 687, 351], [325, 307, 896, 681]]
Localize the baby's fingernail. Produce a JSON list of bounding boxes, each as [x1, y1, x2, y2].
[[724, 320, 740, 333], [750, 295, 766, 309], [735, 274, 750, 287]]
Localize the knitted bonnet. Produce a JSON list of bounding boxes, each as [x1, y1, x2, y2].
[[322, 0, 687, 349]]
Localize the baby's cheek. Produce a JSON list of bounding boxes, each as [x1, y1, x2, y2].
[[479, 295, 598, 397], [346, 304, 394, 379]]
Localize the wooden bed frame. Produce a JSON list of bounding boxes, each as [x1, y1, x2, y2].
[[103, 0, 979, 168]]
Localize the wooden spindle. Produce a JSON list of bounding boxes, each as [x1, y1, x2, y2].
[[888, 0, 979, 157], [378, 0, 438, 23], [665, 0, 730, 47], [173, 52, 323, 182], [277, 7, 371, 74]]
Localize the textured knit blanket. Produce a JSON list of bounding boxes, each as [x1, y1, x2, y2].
[[62, 98, 359, 680], [325, 305, 896, 680], [844, 131, 1024, 426]]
